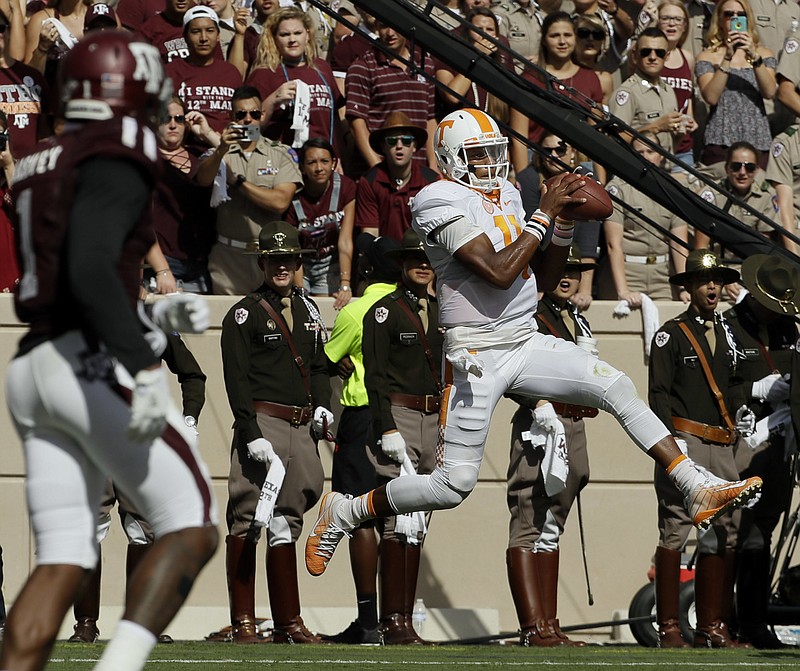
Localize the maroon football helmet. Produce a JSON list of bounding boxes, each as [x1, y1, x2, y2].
[[58, 31, 171, 122]]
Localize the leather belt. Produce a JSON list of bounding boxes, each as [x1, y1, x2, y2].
[[217, 234, 260, 252], [672, 417, 736, 446], [254, 401, 313, 426], [390, 392, 441, 415], [624, 253, 668, 265], [551, 402, 599, 420]]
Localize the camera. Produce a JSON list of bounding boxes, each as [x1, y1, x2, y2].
[[730, 16, 747, 32], [232, 124, 260, 142]]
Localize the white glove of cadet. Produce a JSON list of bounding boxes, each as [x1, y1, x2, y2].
[[751, 373, 787, 403], [735, 404, 756, 437], [531, 402, 563, 436], [446, 348, 484, 377], [380, 430, 406, 463], [128, 366, 169, 443], [152, 293, 210, 334], [312, 406, 335, 434], [247, 437, 275, 463]]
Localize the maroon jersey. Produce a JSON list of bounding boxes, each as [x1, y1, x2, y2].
[[0, 62, 49, 155], [284, 172, 356, 260], [13, 118, 160, 348], [166, 58, 243, 132], [246, 58, 343, 151]]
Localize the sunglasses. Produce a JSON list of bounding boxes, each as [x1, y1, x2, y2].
[[639, 47, 667, 58], [544, 142, 569, 157], [164, 114, 186, 124], [722, 10, 745, 17], [728, 161, 757, 172], [234, 109, 263, 121], [384, 135, 415, 147], [576, 27, 605, 40]]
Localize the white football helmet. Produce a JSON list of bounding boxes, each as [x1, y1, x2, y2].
[[434, 109, 509, 191]]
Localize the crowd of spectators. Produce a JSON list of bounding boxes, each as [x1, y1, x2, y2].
[[0, 0, 796, 305]]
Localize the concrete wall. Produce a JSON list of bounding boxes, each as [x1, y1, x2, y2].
[[0, 294, 688, 641]]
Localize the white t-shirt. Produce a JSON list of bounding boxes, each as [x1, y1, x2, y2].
[[410, 178, 539, 329]]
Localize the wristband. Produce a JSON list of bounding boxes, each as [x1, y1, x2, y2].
[[751, 56, 764, 68], [551, 217, 575, 247], [524, 209, 552, 242]]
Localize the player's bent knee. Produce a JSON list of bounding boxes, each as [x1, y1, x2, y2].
[[602, 373, 638, 414]]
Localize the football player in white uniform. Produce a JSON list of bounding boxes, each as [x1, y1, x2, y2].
[[305, 108, 762, 578]]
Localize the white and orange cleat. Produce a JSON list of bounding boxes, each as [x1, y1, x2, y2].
[[687, 475, 763, 529], [305, 491, 351, 576]]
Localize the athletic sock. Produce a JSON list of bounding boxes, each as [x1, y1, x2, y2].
[[93, 620, 156, 671], [357, 594, 378, 628], [666, 454, 708, 498]]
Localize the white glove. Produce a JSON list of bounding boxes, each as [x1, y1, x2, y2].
[[152, 294, 210, 334], [312, 406, 335, 434], [380, 431, 406, 463], [765, 374, 790, 405], [128, 366, 169, 443], [751, 373, 786, 403], [532, 402, 563, 436], [184, 416, 198, 435], [735, 404, 756, 437], [446, 348, 484, 377], [247, 437, 275, 463]]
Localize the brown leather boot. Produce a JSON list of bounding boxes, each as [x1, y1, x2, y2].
[[268, 543, 323, 644], [654, 546, 689, 648], [506, 547, 564, 647], [380, 539, 422, 645], [693, 552, 748, 648], [538, 550, 586, 647], [69, 551, 101, 643], [226, 535, 267, 643]]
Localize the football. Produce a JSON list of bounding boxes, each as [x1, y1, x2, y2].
[[543, 173, 613, 221]]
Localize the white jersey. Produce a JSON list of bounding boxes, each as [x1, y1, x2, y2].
[[410, 178, 539, 329]]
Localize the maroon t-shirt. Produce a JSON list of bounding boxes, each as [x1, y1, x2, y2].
[[284, 172, 356, 259], [661, 49, 694, 155], [140, 13, 188, 64], [116, 0, 164, 30], [246, 58, 343, 151], [0, 184, 18, 293], [0, 61, 49, 155], [165, 58, 243, 132], [355, 162, 439, 241], [330, 29, 372, 75], [152, 150, 216, 262]]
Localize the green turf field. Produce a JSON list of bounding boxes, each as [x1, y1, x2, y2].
[[46, 642, 800, 670]]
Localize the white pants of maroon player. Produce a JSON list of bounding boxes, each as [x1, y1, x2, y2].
[[385, 329, 669, 513], [6, 330, 217, 569]]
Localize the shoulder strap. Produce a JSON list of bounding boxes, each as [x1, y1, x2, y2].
[[393, 296, 442, 394], [257, 297, 313, 404], [677, 321, 735, 431], [536, 312, 561, 338]]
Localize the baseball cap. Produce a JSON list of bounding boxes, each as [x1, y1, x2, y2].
[[183, 5, 219, 28], [84, 3, 118, 30]]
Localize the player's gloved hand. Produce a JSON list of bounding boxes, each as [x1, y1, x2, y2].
[[152, 293, 210, 334], [735, 405, 756, 437], [531, 402, 563, 436], [380, 431, 406, 463], [751, 372, 784, 402], [312, 407, 335, 434], [128, 366, 169, 443], [446, 348, 484, 377], [247, 437, 275, 463]]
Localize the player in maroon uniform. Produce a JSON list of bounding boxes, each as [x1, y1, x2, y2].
[[2, 32, 218, 671]]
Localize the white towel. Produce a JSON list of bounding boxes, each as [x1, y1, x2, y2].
[[522, 426, 569, 496], [210, 160, 230, 208], [394, 455, 427, 544], [290, 80, 311, 149], [254, 455, 286, 527], [613, 294, 661, 358], [43, 17, 78, 50]]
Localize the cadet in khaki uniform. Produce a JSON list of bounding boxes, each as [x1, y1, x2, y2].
[[696, 142, 780, 275], [748, 0, 800, 59], [506, 245, 596, 648], [200, 86, 303, 296], [362, 229, 443, 645], [220, 221, 334, 644], [603, 135, 689, 302], [724, 255, 797, 648], [765, 125, 800, 250], [494, 0, 543, 68], [649, 250, 749, 648]]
